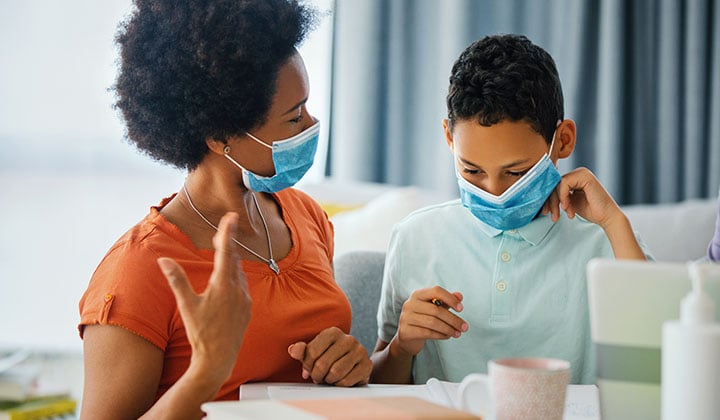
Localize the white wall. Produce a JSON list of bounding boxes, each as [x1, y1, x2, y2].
[[0, 0, 333, 352]]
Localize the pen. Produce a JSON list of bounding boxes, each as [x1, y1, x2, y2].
[[431, 298, 443, 307]]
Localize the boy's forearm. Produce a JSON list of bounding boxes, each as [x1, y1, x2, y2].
[[370, 338, 415, 384], [603, 212, 647, 260]]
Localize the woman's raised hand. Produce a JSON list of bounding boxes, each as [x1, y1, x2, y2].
[[157, 212, 253, 387]]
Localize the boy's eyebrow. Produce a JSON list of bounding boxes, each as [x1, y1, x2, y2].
[[458, 156, 480, 167], [458, 156, 532, 169]]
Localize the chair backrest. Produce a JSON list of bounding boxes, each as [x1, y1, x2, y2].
[[333, 251, 386, 355]]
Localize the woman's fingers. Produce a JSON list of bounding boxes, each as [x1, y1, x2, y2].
[[156, 211, 252, 384], [210, 212, 245, 289], [158, 257, 198, 315], [291, 328, 372, 386]]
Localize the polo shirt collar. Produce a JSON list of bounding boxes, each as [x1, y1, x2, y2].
[[475, 213, 555, 245]]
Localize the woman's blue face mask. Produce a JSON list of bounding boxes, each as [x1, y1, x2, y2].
[[224, 121, 320, 193], [456, 129, 561, 231]]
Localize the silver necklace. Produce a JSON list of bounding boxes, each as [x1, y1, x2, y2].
[[183, 186, 280, 275]]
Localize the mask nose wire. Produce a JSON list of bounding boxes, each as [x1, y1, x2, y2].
[[245, 117, 320, 150]]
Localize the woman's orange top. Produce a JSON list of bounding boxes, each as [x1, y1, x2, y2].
[[78, 188, 351, 401]]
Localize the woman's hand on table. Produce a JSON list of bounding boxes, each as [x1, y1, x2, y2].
[[288, 327, 372, 386]]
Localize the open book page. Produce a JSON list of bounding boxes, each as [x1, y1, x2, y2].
[[240, 380, 599, 420], [204, 396, 479, 420], [241, 382, 431, 401], [564, 385, 601, 420], [203, 400, 324, 420]]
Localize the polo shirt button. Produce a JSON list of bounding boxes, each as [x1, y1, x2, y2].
[[508, 229, 518, 234], [496, 281, 507, 292], [501, 252, 511, 262]]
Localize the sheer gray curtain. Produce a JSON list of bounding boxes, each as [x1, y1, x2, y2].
[[327, 0, 720, 205]]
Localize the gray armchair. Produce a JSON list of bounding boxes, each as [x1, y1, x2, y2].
[[333, 251, 386, 355]]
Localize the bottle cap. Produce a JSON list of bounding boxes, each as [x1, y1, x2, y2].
[[680, 262, 716, 324]]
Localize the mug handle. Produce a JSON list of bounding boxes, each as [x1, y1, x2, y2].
[[457, 373, 492, 417]]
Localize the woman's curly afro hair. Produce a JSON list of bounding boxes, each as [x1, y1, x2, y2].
[[114, 0, 318, 170]]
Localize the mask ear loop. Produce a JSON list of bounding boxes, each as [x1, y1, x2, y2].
[[222, 145, 258, 191], [223, 145, 248, 171], [245, 132, 273, 149]]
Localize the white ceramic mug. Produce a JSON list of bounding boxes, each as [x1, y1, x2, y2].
[[457, 357, 571, 420]]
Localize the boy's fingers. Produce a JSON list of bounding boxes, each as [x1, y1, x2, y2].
[[409, 313, 464, 337], [546, 190, 561, 221], [556, 178, 576, 217], [418, 287, 462, 312]]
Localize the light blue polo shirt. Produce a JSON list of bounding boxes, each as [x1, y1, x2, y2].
[[377, 199, 651, 385]]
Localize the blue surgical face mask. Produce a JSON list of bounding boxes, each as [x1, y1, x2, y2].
[[224, 121, 320, 193], [456, 128, 562, 231]]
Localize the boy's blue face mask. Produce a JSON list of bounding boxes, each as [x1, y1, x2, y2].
[[456, 128, 562, 231], [225, 121, 319, 193]]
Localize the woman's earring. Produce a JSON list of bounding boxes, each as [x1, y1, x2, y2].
[[223, 145, 231, 154]]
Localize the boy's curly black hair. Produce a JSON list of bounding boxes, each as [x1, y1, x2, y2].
[[446, 34, 564, 144], [114, 0, 317, 170]]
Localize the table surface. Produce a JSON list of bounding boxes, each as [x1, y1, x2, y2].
[[235, 381, 600, 420]]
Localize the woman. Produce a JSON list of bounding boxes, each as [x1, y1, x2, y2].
[[78, 1, 371, 418]]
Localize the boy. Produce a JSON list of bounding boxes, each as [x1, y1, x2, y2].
[[370, 34, 650, 385]]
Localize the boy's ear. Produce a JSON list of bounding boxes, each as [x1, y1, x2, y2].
[[442, 119, 455, 153], [555, 119, 576, 160]]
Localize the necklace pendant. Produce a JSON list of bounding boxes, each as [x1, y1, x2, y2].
[[268, 259, 280, 275]]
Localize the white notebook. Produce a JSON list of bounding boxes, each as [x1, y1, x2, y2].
[[234, 380, 599, 420]]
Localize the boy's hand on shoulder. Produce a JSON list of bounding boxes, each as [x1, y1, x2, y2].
[[393, 287, 468, 357], [545, 167, 647, 260], [543, 167, 624, 230]]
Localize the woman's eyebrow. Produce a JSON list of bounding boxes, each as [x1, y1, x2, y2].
[[281, 97, 308, 116]]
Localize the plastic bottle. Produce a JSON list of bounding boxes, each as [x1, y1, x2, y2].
[[661, 262, 720, 420]]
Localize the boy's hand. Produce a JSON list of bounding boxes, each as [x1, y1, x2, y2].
[[543, 167, 623, 230], [392, 286, 468, 357], [287, 327, 372, 387], [543, 167, 647, 260]]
